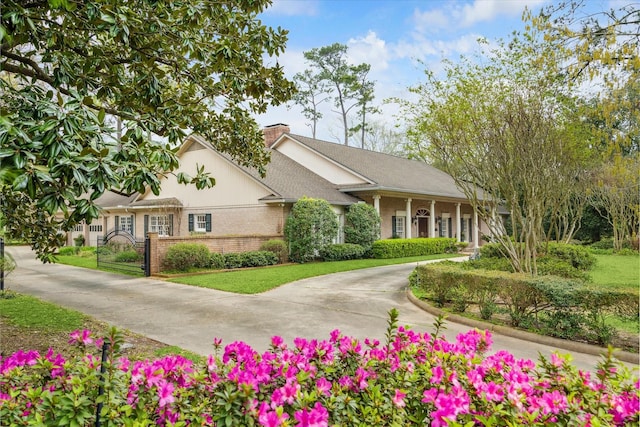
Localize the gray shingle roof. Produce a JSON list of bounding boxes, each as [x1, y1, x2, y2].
[[93, 191, 139, 209], [242, 150, 361, 205], [286, 134, 469, 200]]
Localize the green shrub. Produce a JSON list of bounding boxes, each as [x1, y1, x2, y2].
[[541, 242, 596, 270], [73, 234, 85, 247], [536, 256, 590, 280], [320, 243, 366, 261], [344, 204, 380, 252], [413, 262, 638, 345], [240, 251, 279, 267], [115, 250, 142, 263], [164, 243, 211, 272], [590, 237, 615, 250], [223, 251, 279, 269], [463, 256, 513, 272], [478, 243, 508, 258], [223, 252, 244, 269], [259, 239, 288, 263], [58, 246, 78, 256], [372, 237, 458, 259], [284, 197, 339, 263], [208, 252, 226, 270]]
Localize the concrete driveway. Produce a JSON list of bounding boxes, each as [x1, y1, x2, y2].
[[3, 246, 632, 371]]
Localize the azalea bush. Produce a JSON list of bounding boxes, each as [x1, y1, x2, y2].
[[1, 311, 638, 426]]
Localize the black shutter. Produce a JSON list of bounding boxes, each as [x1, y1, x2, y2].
[[438, 218, 442, 237], [205, 214, 212, 232], [168, 214, 174, 236], [130, 215, 135, 235], [188, 214, 194, 232], [391, 216, 396, 237], [144, 215, 149, 235], [449, 218, 452, 238], [470, 219, 473, 242], [115, 215, 120, 231]]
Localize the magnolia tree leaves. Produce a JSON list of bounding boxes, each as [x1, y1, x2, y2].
[[0, 0, 295, 260]]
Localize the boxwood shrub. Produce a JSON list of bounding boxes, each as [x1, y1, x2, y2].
[[164, 243, 211, 272], [223, 251, 278, 269], [115, 250, 142, 263], [320, 243, 366, 261], [259, 239, 288, 263], [412, 262, 639, 345], [372, 237, 458, 259]]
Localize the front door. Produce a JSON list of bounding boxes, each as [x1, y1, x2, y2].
[[418, 217, 428, 237]]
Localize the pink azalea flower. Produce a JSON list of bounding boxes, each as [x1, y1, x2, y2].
[[316, 378, 332, 396], [294, 402, 328, 427], [157, 380, 175, 407], [393, 389, 406, 408]]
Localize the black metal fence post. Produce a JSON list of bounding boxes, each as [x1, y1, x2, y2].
[[95, 340, 110, 427], [1, 237, 5, 292], [144, 236, 151, 277]]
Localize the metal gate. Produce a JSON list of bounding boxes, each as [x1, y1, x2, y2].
[[97, 230, 149, 276]]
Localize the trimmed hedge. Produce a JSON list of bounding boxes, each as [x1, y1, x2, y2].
[[372, 237, 459, 259], [259, 239, 288, 263], [164, 243, 211, 271], [412, 262, 639, 346], [223, 251, 279, 269], [320, 243, 366, 261]]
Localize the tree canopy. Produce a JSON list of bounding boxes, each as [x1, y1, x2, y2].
[[0, 0, 295, 260], [400, 34, 596, 274], [294, 43, 377, 146]]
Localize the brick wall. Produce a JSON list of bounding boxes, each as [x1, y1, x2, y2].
[[147, 233, 284, 274]]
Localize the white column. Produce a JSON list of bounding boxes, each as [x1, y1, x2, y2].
[[473, 210, 479, 249], [456, 203, 461, 242], [430, 200, 436, 238], [373, 195, 381, 239], [405, 198, 412, 239], [373, 195, 380, 215]]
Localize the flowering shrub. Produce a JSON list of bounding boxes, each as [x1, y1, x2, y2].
[[1, 312, 638, 426]]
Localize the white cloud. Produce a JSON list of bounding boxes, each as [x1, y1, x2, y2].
[[347, 31, 390, 71], [412, 8, 451, 33], [456, 0, 548, 27], [264, 0, 320, 16]]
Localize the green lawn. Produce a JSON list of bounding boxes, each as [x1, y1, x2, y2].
[[590, 254, 640, 291], [0, 292, 87, 331], [169, 254, 462, 294], [56, 254, 98, 270]]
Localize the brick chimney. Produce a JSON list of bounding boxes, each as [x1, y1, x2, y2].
[[263, 123, 290, 147]]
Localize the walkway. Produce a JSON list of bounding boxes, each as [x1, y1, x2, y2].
[[4, 246, 633, 371]]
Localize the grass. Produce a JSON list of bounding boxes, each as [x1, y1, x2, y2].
[[169, 253, 462, 294], [56, 254, 98, 270], [589, 254, 640, 291], [1, 291, 180, 359], [0, 291, 86, 331]]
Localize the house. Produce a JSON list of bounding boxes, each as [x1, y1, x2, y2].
[[68, 124, 489, 251]]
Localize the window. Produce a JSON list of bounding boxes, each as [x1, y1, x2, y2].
[[195, 215, 207, 232], [150, 215, 171, 236], [440, 218, 448, 237], [395, 216, 406, 239], [89, 224, 103, 232], [74, 224, 84, 232], [117, 215, 134, 234], [188, 213, 211, 233]]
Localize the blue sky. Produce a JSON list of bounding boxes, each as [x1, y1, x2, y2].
[[255, 0, 616, 143]]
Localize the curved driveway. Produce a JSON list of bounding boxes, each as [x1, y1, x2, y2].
[[3, 246, 625, 371]]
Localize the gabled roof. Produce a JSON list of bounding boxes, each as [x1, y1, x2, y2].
[[234, 147, 360, 206], [186, 135, 360, 206], [280, 134, 470, 200], [92, 191, 139, 209]]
